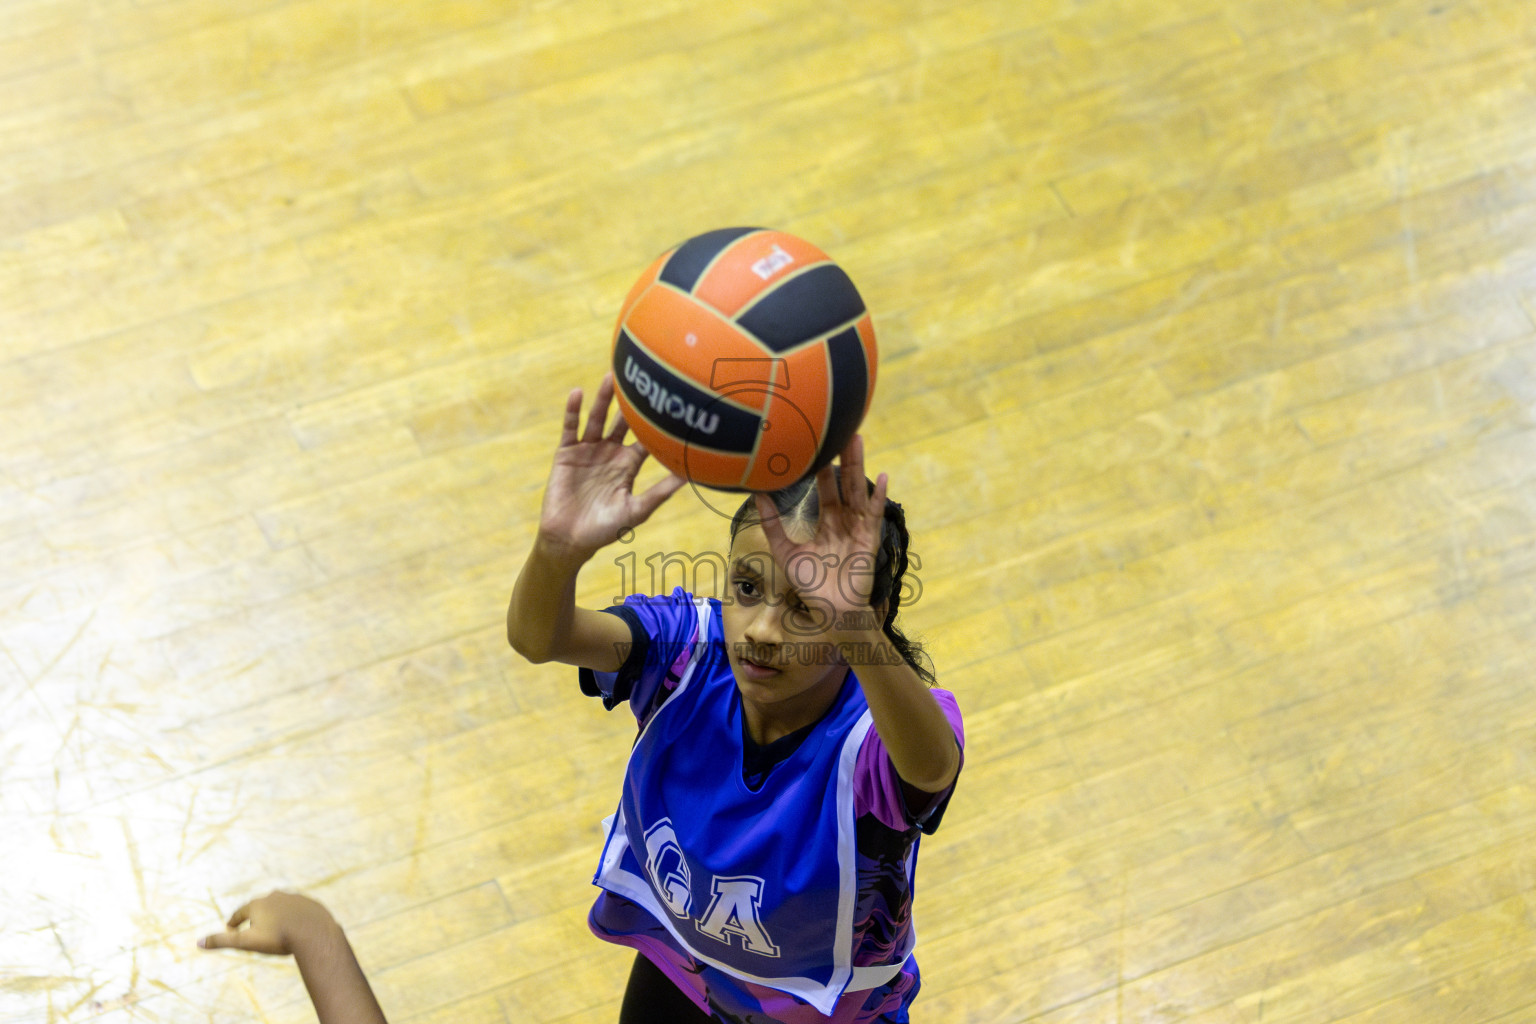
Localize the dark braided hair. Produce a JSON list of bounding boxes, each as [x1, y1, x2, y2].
[[729, 471, 936, 686]]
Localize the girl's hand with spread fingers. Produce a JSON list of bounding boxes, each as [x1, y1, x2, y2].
[[540, 372, 685, 562], [752, 434, 888, 636], [508, 372, 685, 669]]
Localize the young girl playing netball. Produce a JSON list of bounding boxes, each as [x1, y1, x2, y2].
[[507, 373, 965, 1023]]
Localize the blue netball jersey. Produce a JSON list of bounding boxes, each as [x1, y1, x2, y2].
[[581, 589, 965, 1022]]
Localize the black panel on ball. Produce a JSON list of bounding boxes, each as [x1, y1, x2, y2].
[[735, 264, 867, 354], [806, 326, 869, 475], [657, 227, 765, 293], [613, 330, 761, 454]]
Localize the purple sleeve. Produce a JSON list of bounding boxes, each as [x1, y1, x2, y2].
[[578, 588, 704, 727], [853, 688, 965, 834]]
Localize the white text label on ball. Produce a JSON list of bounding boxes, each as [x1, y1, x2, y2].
[[750, 245, 795, 281]]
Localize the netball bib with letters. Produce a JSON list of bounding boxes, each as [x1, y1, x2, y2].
[[593, 597, 906, 1014]]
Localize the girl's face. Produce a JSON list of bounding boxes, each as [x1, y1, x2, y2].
[[722, 524, 848, 728]]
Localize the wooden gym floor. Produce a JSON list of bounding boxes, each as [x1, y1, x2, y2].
[[3, 0, 1535, 1021]]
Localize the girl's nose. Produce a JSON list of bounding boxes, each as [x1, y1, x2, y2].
[[742, 602, 782, 646]]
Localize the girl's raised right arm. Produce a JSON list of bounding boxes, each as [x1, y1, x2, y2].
[[507, 374, 683, 669]]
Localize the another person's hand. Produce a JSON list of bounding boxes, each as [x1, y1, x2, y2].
[[198, 890, 339, 957], [199, 891, 388, 1024]]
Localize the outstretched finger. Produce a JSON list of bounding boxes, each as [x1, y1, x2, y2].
[[753, 492, 792, 561], [197, 930, 231, 950], [606, 406, 630, 444], [559, 389, 583, 448], [634, 472, 686, 523], [582, 374, 616, 443], [198, 926, 255, 951], [840, 435, 867, 512], [813, 463, 840, 518]]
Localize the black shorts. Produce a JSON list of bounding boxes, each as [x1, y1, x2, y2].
[[619, 952, 715, 1024]]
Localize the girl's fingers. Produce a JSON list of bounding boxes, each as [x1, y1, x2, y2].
[[197, 931, 231, 950], [198, 927, 279, 956], [226, 903, 252, 930], [841, 435, 866, 512], [871, 472, 888, 521], [606, 407, 630, 444], [754, 492, 791, 559], [582, 374, 615, 443], [559, 389, 583, 448], [201, 917, 255, 951], [813, 463, 840, 516], [635, 472, 686, 521]]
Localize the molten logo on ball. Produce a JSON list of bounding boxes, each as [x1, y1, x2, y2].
[[621, 355, 721, 437]]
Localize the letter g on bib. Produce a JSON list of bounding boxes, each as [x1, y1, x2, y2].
[[643, 819, 693, 919]]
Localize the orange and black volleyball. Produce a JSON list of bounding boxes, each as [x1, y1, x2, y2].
[[611, 227, 878, 492]]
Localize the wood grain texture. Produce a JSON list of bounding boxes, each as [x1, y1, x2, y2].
[[3, 0, 1534, 1021]]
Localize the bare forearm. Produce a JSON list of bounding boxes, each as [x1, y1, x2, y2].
[[292, 924, 387, 1024], [507, 533, 588, 662], [835, 628, 959, 792]]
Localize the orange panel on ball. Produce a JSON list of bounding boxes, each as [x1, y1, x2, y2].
[[855, 314, 878, 384], [684, 447, 755, 491], [692, 232, 835, 319], [773, 342, 835, 452], [740, 397, 822, 491], [623, 284, 786, 414], [615, 393, 688, 480], [854, 312, 878, 424]]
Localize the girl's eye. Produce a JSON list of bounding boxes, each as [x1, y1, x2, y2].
[[734, 579, 759, 599]]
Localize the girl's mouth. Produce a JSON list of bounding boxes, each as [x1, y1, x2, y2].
[[738, 654, 781, 681]]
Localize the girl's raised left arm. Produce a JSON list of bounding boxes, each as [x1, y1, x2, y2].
[[752, 436, 960, 793], [829, 622, 960, 793]]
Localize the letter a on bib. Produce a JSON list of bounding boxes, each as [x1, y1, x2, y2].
[[698, 875, 779, 957]]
